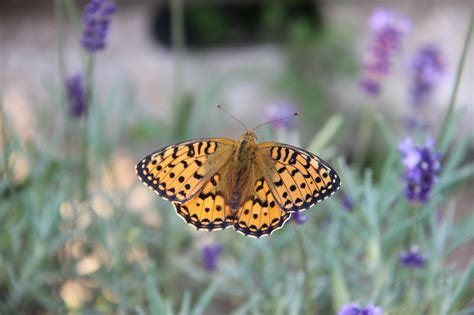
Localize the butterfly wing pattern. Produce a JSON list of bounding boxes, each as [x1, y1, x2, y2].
[[257, 142, 341, 213], [136, 138, 240, 231], [174, 173, 234, 231], [136, 136, 340, 238], [233, 176, 291, 238], [136, 138, 235, 203]]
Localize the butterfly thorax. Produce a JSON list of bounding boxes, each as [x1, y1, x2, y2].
[[237, 130, 257, 163], [230, 131, 258, 211]]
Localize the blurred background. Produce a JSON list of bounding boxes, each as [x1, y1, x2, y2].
[[1, 0, 473, 314]]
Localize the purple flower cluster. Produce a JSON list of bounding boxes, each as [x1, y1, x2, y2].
[[399, 138, 441, 203], [202, 243, 222, 272], [361, 9, 410, 95], [66, 73, 87, 118], [292, 211, 308, 225], [410, 45, 445, 107], [338, 303, 383, 315], [81, 0, 117, 52], [400, 248, 427, 268], [263, 102, 297, 130]]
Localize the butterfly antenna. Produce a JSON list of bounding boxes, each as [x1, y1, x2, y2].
[[217, 105, 248, 131], [253, 111, 300, 131]]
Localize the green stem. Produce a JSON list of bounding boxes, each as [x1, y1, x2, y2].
[[80, 55, 95, 200], [63, 0, 82, 37], [355, 105, 374, 171], [54, 0, 70, 148], [171, 0, 185, 138], [437, 9, 474, 151], [55, 0, 67, 88], [293, 225, 312, 314], [1, 96, 8, 181]]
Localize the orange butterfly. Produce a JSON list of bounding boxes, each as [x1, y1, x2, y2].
[[136, 109, 340, 238]]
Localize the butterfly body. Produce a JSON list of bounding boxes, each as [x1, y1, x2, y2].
[[136, 130, 340, 238], [231, 130, 259, 211]]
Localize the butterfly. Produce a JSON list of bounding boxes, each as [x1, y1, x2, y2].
[[135, 110, 341, 238]]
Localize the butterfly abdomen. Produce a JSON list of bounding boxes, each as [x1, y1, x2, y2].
[[231, 190, 240, 212]]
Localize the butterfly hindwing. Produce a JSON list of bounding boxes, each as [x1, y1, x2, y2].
[[234, 177, 291, 238], [257, 142, 341, 212], [173, 173, 234, 231], [136, 138, 236, 203]]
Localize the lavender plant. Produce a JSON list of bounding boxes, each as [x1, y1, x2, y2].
[[0, 3, 473, 315], [81, 0, 117, 52], [66, 73, 87, 118], [202, 243, 223, 273], [410, 45, 445, 108], [399, 138, 441, 203], [360, 9, 410, 96], [338, 303, 382, 315]]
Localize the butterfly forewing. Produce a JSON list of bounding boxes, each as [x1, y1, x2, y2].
[[257, 142, 341, 212], [136, 138, 236, 203]]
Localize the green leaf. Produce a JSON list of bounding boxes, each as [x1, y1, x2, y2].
[[307, 114, 343, 152], [190, 282, 219, 315], [135, 305, 147, 315], [446, 262, 474, 313], [178, 291, 192, 315], [384, 194, 443, 245], [437, 163, 474, 190], [438, 110, 464, 154], [331, 262, 350, 311], [231, 295, 260, 315], [446, 212, 474, 255], [146, 276, 171, 315], [442, 133, 473, 173]]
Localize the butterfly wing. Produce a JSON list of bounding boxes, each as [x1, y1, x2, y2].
[[173, 172, 234, 231], [233, 175, 291, 238], [136, 138, 236, 203], [256, 142, 340, 212]]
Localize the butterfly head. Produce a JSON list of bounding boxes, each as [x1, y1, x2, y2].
[[242, 129, 257, 142]]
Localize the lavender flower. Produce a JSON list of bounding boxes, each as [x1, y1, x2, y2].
[[292, 211, 308, 225], [361, 9, 410, 96], [410, 45, 445, 107], [202, 243, 222, 272], [338, 303, 383, 315], [341, 195, 354, 212], [263, 102, 297, 129], [400, 247, 427, 268], [399, 138, 441, 203], [81, 0, 117, 52], [66, 73, 87, 118]]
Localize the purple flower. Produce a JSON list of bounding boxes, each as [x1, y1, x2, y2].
[[263, 102, 297, 129], [341, 195, 354, 212], [81, 0, 117, 52], [410, 45, 445, 107], [66, 73, 87, 118], [292, 211, 308, 225], [202, 243, 222, 272], [399, 138, 441, 203], [338, 303, 383, 315], [361, 9, 410, 96], [400, 247, 427, 268]]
